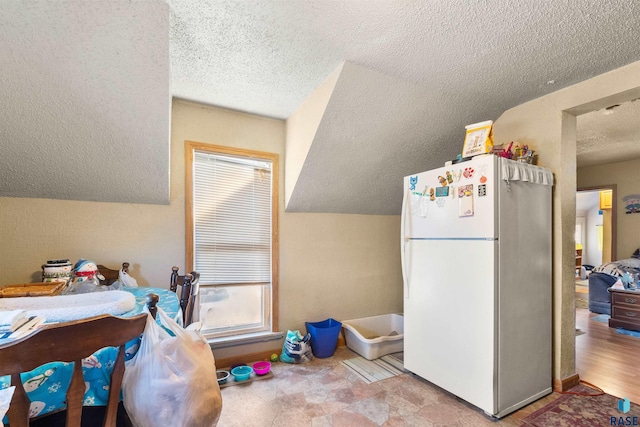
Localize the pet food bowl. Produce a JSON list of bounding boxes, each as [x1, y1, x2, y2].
[[252, 361, 271, 376], [216, 370, 230, 385], [231, 365, 253, 382]]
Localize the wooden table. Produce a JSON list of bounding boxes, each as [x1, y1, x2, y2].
[[609, 288, 640, 331], [0, 287, 181, 421]]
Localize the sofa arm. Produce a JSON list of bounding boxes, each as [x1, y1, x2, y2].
[[588, 272, 618, 314]]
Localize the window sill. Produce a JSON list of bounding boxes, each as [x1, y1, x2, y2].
[[207, 331, 284, 349]]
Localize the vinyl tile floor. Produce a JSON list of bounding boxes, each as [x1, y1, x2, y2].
[[216, 346, 564, 426]]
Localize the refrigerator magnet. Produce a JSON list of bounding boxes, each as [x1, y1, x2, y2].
[[429, 187, 435, 201], [436, 198, 446, 208], [458, 184, 474, 217], [420, 195, 430, 217], [435, 186, 449, 197], [478, 184, 487, 197], [409, 176, 418, 191], [410, 192, 423, 216], [446, 171, 453, 183], [463, 167, 475, 179], [458, 184, 473, 198]]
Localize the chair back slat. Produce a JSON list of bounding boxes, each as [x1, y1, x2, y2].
[[169, 266, 180, 293], [6, 373, 29, 427], [104, 346, 127, 426], [66, 360, 85, 427], [179, 273, 193, 315], [169, 267, 201, 326], [184, 272, 201, 327]]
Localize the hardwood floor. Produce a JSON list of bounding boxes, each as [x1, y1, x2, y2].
[[575, 307, 640, 404]]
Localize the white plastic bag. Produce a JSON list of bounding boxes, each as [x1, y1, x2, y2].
[[122, 309, 222, 427], [111, 269, 139, 289]]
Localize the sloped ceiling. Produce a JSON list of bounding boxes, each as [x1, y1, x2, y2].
[[283, 61, 503, 214], [1, 1, 640, 213], [0, 1, 171, 204]]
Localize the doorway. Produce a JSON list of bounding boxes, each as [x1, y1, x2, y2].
[[576, 185, 617, 268], [574, 187, 615, 311], [575, 182, 621, 396]]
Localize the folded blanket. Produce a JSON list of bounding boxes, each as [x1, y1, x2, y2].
[[0, 309, 26, 329], [594, 258, 640, 277], [0, 291, 135, 323]]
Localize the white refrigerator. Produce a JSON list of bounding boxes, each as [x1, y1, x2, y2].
[[401, 154, 554, 418]]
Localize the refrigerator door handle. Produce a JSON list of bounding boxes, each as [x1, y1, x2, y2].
[[401, 187, 411, 298]]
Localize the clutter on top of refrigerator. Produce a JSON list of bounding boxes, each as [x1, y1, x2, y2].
[[462, 120, 494, 158], [460, 118, 538, 165], [492, 141, 513, 159], [491, 141, 537, 164], [514, 144, 536, 164]]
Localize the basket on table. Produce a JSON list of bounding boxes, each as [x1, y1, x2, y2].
[[0, 281, 66, 298]]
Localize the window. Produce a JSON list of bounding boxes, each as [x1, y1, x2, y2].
[[185, 142, 278, 339]]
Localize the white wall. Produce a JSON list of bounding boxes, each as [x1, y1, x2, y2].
[[576, 190, 602, 267], [584, 206, 603, 268], [578, 157, 640, 260]]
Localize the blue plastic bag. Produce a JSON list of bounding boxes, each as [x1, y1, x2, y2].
[[280, 330, 313, 363]]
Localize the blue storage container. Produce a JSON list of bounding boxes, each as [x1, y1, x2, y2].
[[305, 318, 342, 358]]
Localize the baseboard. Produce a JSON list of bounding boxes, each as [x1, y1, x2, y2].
[[554, 373, 580, 392], [214, 335, 345, 369]]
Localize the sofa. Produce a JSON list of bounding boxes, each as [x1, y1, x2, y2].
[[588, 272, 618, 314], [588, 250, 640, 314]]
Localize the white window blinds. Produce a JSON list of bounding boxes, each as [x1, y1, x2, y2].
[[193, 152, 272, 285]]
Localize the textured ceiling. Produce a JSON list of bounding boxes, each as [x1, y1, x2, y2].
[[0, 1, 171, 204], [577, 99, 640, 168], [1, 1, 639, 213], [167, 0, 640, 214]]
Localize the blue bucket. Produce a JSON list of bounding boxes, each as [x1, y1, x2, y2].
[[305, 318, 342, 358]]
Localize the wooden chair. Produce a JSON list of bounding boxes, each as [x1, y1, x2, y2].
[[97, 262, 130, 286], [0, 314, 147, 427], [169, 266, 201, 326]]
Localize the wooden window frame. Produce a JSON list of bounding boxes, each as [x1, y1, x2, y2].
[[185, 141, 279, 335]]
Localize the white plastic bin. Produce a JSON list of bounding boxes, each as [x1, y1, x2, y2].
[[341, 314, 404, 360]]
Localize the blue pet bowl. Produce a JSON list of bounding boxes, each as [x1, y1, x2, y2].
[[231, 365, 253, 382]]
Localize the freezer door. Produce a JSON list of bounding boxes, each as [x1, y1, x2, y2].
[[404, 239, 496, 414], [403, 154, 497, 239]]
